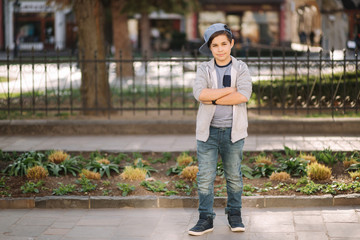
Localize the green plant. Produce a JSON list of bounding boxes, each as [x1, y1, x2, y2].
[[252, 163, 275, 178], [85, 159, 119, 178], [165, 190, 179, 196], [284, 146, 297, 158], [108, 153, 128, 164], [296, 181, 322, 195], [173, 180, 196, 196], [314, 148, 337, 166], [140, 180, 168, 192], [26, 166, 48, 180], [102, 180, 111, 187], [76, 175, 97, 192], [278, 157, 308, 177], [0, 176, 6, 188], [20, 181, 44, 194], [46, 157, 82, 177], [132, 152, 143, 159], [0, 150, 16, 162], [151, 152, 172, 164], [117, 183, 136, 196], [307, 162, 332, 181], [52, 183, 76, 196], [241, 164, 254, 179], [3, 151, 45, 176]]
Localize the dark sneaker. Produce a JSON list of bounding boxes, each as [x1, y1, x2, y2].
[[227, 209, 245, 232], [188, 213, 214, 236]]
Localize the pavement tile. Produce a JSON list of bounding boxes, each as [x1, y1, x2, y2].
[[65, 226, 117, 239], [247, 232, 296, 240], [326, 223, 360, 238], [297, 232, 328, 240], [323, 213, 358, 223], [16, 217, 57, 226], [3, 225, 48, 238], [294, 215, 323, 225], [295, 224, 326, 232]]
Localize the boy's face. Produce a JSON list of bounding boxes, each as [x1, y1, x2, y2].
[[209, 34, 234, 65]]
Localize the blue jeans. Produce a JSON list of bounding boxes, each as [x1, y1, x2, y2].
[[197, 126, 244, 218]]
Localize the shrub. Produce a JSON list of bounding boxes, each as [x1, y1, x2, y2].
[[140, 180, 168, 192], [133, 158, 157, 177], [252, 163, 275, 178], [177, 152, 194, 167], [80, 169, 101, 180], [343, 158, 358, 169], [76, 175, 97, 192], [255, 155, 273, 166], [180, 166, 199, 181], [314, 148, 337, 166], [307, 162, 332, 181], [299, 153, 317, 164], [349, 171, 360, 181], [26, 166, 48, 180], [48, 150, 69, 164], [121, 166, 147, 181], [269, 172, 291, 181]]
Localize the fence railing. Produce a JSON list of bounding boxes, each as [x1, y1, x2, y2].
[[0, 48, 359, 119]]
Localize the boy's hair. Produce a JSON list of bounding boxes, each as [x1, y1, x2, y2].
[[207, 31, 233, 48]]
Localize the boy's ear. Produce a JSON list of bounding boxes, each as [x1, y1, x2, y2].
[[231, 39, 234, 48]]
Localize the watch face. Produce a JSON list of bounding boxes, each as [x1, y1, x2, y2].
[[223, 75, 231, 87]]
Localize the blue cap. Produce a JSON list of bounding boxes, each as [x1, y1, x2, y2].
[[199, 23, 233, 56]]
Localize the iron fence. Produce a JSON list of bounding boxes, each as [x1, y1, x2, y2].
[[0, 48, 359, 119]]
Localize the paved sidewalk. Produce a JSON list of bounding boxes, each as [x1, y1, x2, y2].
[[0, 206, 360, 240], [1, 135, 360, 152]]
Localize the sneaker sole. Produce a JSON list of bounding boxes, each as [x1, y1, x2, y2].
[[188, 228, 214, 236], [229, 225, 245, 232]]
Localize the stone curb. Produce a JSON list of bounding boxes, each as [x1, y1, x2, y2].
[[1, 118, 360, 135], [1, 194, 360, 209]]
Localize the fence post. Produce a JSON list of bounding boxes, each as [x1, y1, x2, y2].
[[6, 47, 10, 118], [356, 48, 359, 114], [170, 50, 173, 115], [19, 49, 23, 116], [57, 48, 61, 116], [182, 46, 186, 115], [157, 53, 161, 115], [270, 47, 273, 115], [257, 48, 261, 115], [319, 49, 322, 115], [94, 50, 98, 116], [69, 52, 73, 116], [31, 47, 35, 115], [44, 50, 48, 116], [294, 51, 298, 114], [119, 50, 123, 116], [343, 48, 346, 114], [331, 47, 335, 118], [281, 46, 285, 115], [145, 48, 148, 115], [306, 47, 310, 115]]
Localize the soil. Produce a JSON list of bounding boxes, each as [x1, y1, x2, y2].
[[0, 151, 357, 199]]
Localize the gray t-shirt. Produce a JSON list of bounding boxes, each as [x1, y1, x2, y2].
[[210, 61, 233, 128]]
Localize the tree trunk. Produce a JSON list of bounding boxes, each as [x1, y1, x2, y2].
[[140, 12, 151, 58], [73, 0, 110, 116], [111, 0, 133, 77]]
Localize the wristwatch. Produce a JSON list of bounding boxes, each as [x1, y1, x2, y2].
[[212, 100, 217, 105]]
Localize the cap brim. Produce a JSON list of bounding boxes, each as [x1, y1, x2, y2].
[[199, 42, 213, 56]]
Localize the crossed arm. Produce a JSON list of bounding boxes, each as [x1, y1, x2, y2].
[[199, 87, 248, 105]]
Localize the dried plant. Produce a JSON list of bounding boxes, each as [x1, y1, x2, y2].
[[343, 158, 358, 169], [180, 166, 199, 181], [26, 166, 48, 180], [48, 150, 69, 164], [269, 172, 290, 181], [255, 155, 273, 166], [97, 159, 110, 165], [307, 162, 332, 181], [80, 169, 101, 180], [177, 153, 193, 167], [349, 170, 360, 181], [299, 153, 317, 164], [120, 166, 147, 181]]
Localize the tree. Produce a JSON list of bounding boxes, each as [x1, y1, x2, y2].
[[50, 0, 110, 115], [122, 0, 199, 58], [111, 0, 133, 77]]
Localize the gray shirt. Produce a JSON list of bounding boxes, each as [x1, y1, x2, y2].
[[211, 61, 233, 128]]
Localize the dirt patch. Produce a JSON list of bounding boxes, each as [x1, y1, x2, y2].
[[0, 151, 358, 198]]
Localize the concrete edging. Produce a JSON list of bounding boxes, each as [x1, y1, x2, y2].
[[1, 194, 360, 209]]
